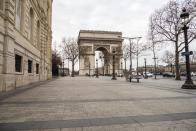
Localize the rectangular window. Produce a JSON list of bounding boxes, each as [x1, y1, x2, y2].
[[28, 60, 32, 73], [0, 0, 3, 11], [36, 63, 39, 74], [15, 54, 22, 72]]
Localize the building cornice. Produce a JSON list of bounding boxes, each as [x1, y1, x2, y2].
[[79, 37, 122, 42], [79, 30, 122, 35]]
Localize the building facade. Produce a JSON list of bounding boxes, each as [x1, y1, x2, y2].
[[0, 0, 52, 92]]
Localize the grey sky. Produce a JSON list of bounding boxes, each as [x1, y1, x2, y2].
[[52, 0, 196, 70], [52, 0, 171, 41]]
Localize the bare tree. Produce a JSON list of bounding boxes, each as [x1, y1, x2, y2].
[[150, 0, 196, 80], [52, 41, 62, 76], [122, 43, 130, 75], [148, 16, 163, 79], [61, 38, 79, 77], [161, 50, 175, 65], [183, 0, 196, 16]]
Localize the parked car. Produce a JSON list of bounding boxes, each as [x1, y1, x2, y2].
[[162, 72, 175, 77], [181, 72, 186, 76], [191, 72, 196, 76], [128, 73, 142, 79], [143, 72, 153, 77], [117, 74, 123, 77], [147, 73, 153, 77]]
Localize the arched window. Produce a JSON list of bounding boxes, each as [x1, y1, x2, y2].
[[28, 8, 34, 41], [15, 0, 21, 30], [36, 21, 40, 48]]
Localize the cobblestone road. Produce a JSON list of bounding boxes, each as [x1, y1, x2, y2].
[[0, 77, 196, 131]]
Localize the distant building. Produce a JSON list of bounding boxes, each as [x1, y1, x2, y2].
[[0, 0, 53, 91], [179, 63, 196, 72], [138, 63, 196, 75], [138, 65, 165, 74]]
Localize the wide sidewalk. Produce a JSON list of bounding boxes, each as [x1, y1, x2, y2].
[[0, 76, 196, 131]]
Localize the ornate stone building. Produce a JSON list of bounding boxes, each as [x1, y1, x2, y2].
[[0, 0, 52, 91]]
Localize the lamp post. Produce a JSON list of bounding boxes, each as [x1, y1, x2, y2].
[[170, 64, 173, 73], [67, 57, 71, 76], [135, 37, 142, 83], [99, 55, 104, 76], [62, 61, 64, 76], [144, 58, 147, 79], [96, 59, 99, 78], [136, 40, 139, 82], [152, 57, 158, 79], [120, 61, 123, 76], [122, 37, 142, 82], [89, 62, 90, 76], [180, 8, 196, 89], [111, 49, 117, 80], [124, 58, 127, 75]]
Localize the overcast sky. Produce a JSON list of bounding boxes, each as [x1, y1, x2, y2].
[[52, 0, 171, 41], [52, 0, 196, 70]]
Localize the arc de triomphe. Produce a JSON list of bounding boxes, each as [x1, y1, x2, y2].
[[78, 30, 122, 76]]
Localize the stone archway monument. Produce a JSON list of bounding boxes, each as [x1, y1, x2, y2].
[[78, 30, 122, 76]]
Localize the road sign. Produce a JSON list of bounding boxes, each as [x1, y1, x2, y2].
[[181, 51, 193, 56]]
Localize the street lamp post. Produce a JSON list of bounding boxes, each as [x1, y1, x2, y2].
[[122, 37, 142, 82], [124, 58, 127, 75], [99, 55, 104, 76], [103, 65, 104, 76], [62, 61, 64, 76], [120, 61, 123, 76], [67, 57, 70, 76], [111, 49, 117, 80], [130, 41, 132, 76], [152, 57, 158, 79], [89, 62, 90, 76], [96, 59, 99, 78], [180, 8, 196, 89], [136, 40, 139, 83], [144, 58, 147, 79]]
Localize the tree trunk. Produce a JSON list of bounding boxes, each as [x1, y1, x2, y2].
[[153, 58, 157, 79], [71, 60, 74, 77], [152, 43, 157, 79], [175, 41, 181, 80]]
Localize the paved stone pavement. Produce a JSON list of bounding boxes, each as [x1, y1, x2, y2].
[[0, 76, 196, 131]]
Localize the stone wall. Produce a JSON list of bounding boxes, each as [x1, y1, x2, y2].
[[0, 0, 52, 92]]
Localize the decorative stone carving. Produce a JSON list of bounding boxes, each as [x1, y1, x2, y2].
[[80, 46, 92, 55], [84, 56, 89, 68]]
